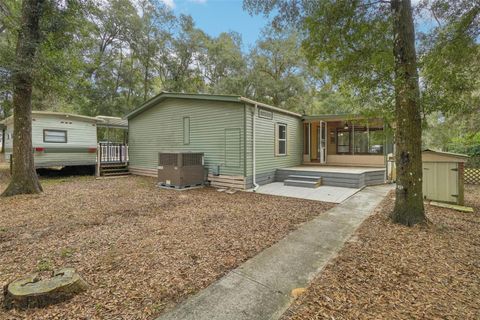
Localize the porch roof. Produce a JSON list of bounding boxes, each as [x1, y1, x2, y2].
[[302, 114, 376, 122], [96, 116, 128, 129]]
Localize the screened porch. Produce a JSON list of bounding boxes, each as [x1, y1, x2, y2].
[[302, 115, 392, 168]]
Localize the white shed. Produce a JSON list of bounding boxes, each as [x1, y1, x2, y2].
[[422, 149, 468, 205]]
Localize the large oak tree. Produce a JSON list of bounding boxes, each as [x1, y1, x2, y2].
[[2, 0, 45, 196], [244, 0, 429, 225]]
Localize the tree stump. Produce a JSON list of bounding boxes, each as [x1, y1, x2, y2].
[[3, 268, 88, 309]]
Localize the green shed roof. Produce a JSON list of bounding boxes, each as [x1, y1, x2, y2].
[[124, 92, 302, 119]]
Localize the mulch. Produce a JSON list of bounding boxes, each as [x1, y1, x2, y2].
[[0, 168, 9, 186], [0, 175, 334, 319], [282, 184, 480, 320]]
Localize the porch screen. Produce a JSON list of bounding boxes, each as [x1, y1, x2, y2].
[[353, 127, 383, 154], [336, 130, 350, 154]]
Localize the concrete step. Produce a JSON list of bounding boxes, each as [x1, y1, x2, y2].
[[284, 179, 321, 188], [287, 175, 322, 181]]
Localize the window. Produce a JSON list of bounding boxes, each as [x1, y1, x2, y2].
[[368, 129, 384, 154], [336, 129, 350, 154], [353, 129, 368, 154], [183, 117, 190, 145], [337, 126, 384, 154], [303, 123, 309, 155], [352, 127, 384, 154], [276, 123, 287, 156], [43, 129, 67, 143]]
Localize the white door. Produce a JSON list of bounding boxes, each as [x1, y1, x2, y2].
[[319, 121, 327, 164]]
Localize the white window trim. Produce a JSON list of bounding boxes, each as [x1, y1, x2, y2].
[[43, 129, 67, 143], [276, 123, 287, 156]]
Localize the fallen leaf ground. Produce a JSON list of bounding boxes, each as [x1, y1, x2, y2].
[[282, 184, 480, 320], [0, 172, 333, 319]]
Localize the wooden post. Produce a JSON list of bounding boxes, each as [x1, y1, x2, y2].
[[119, 143, 123, 163], [95, 144, 101, 177]]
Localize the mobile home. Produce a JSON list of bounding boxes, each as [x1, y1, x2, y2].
[[1, 111, 99, 168], [126, 92, 391, 189]]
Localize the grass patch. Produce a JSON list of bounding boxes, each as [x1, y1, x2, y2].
[[36, 259, 54, 272]]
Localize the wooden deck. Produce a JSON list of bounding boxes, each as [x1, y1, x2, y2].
[[96, 143, 130, 177], [276, 166, 386, 188]]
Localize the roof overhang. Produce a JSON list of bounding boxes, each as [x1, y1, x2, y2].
[[2, 111, 101, 125], [96, 116, 128, 129], [302, 114, 378, 122], [32, 111, 99, 122], [124, 91, 302, 120]]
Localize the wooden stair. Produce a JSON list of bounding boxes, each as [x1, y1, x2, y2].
[[99, 163, 130, 177]]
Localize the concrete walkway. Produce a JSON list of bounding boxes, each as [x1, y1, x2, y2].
[[157, 184, 393, 320]]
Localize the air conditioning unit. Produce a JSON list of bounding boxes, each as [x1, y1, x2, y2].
[[158, 152, 205, 189]]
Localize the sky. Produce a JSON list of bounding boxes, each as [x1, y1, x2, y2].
[[161, 0, 270, 50], [160, 0, 437, 50]]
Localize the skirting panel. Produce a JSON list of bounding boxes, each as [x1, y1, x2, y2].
[[245, 171, 276, 189], [208, 174, 246, 189], [129, 166, 157, 177]]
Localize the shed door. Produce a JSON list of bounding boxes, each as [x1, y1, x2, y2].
[[422, 162, 458, 203]]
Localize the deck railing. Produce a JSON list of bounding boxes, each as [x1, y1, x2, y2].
[[98, 143, 128, 164]]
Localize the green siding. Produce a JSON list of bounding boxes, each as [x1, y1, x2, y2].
[[225, 128, 241, 168], [245, 105, 303, 177], [128, 98, 245, 176]]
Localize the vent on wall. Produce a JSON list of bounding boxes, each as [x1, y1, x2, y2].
[[258, 108, 273, 120]]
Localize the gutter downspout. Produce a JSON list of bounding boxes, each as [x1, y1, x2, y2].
[[252, 104, 259, 191], [384, 122, 388, 182]]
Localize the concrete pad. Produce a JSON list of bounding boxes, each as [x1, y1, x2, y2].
[[254, 182, 361, 203], [156, 184, 394, 320]]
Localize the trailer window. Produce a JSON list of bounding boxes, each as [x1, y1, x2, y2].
[[44, 130, 67, 143]]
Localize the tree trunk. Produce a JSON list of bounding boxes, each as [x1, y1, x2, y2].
[[2, 0, 44, 197], [390, 0, 426, 225]]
